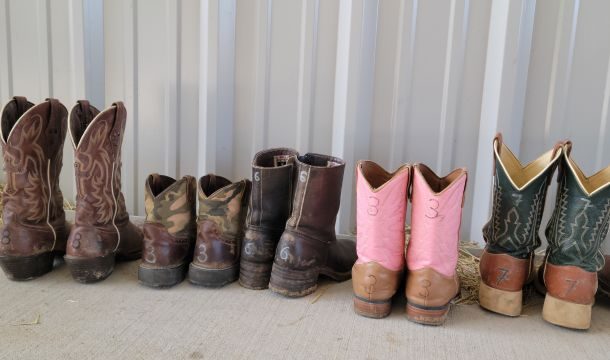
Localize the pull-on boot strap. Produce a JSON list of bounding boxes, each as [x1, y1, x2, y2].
[[110, 102, 126, 158], [45, 98, 64, 156]]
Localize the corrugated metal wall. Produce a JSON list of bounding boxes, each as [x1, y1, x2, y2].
[[1, 0, 610, 251]]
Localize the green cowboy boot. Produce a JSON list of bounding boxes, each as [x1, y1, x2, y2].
[[479, 134, 562, 316], [539, 142, 610, 330]]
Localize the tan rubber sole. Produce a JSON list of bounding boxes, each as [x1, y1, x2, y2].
[[542, 294, 591, 330], [405, 302, 449, 326], [479, 281, 522, 316], [353, 296, 391, 319]]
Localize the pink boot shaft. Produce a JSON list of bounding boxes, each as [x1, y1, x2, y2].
[[407, 164, 467, 277], [355, 161, 410, 272]]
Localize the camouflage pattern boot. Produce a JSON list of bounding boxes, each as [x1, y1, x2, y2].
[[539, 142, 610, 330], [479, 134, 562, 316], [138, 174, 197, 288], [0, 97, 70, 280], [188, 174, 250, 287]]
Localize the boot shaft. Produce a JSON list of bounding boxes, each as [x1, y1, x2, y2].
[[355, 161, 410, 272], [195, 174, 250, 268], [545, 144, 610, 272], [246, 148, 298, 230], [0, 97, 67, 224], [144, 174, 197, 236], [407, 164, 467, 276], [198, 174, 250, 239], [483, 134, 561, 258], [285, 153, 345, 239], [69, 101, 128, 226]]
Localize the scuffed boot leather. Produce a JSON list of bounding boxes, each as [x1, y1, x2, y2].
[[538, 142, 610, 330], [479, 133, 561, 316], [138, 174, 197, 288], [405, 164, 467, 325], [0, 97, 70, 280], [65, 101, 143, 283], [189, 174, 250, 287], [239, 148, 298, 289], [352, 161, 410, 318], [269, 153, 356, 297]]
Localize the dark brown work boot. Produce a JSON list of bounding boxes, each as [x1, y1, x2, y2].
[[189, 174, 250, 287], [0, 97, 70, 280], [138, 174, 197, 288], [269, 153, 356, 297], [65, 101, 144, 283], [239, 148, 298, 289]]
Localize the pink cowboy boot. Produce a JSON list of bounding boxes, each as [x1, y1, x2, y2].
[[352, 161, 411, 318], [405, 163, 467, 325]]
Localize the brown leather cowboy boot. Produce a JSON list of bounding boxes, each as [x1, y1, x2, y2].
[[269, 153, 356, 297], [65, 101, 143, 283], [0, 97, 70, 280], [239, 148, 298, 289], [138, 174, 197, 288], [189, 174, 250, 287]]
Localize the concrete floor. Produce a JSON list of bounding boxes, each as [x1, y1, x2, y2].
[[1, 258, 610, 360]]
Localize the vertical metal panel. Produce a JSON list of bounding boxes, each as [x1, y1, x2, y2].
[[2, 0, 610, 249], [104, 0, 138, 213]]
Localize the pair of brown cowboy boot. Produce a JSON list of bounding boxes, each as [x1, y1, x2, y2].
[[138, 174, 250, 288], [0, 97, 142, 283], [479, 134, 610, 330], [238, 148, 357, 297]]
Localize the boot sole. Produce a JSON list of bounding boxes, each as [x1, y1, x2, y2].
[[268, 263, 352, 298], [65, 254, 115, 283], [353, 295, 391, 318], [0, 252, 55, 281], [188, 263, 239, 288], [138, 262, 187, 288], [479, 281, 522, 316], [269, 263, 319, 297], [542, 293, 591, 330], [239, 259, 272, 290], [405, 301, 450, 326]]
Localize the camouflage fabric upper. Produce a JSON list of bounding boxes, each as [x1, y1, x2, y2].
[[545, 156, 610, 272], [145, 175, 196, 236], [483, 156, 557, 259], [198, 181, 249, 238]]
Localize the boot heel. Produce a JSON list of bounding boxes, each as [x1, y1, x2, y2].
[[65, 254, 115, 283], [542, 294, 592, 330], [189, 263, 239, 288], [269, 263, 318, 297], [479, 281, 522, 316], [406, 301, 450, 326], [353, 296, 391, 318], [239, 259, 272, 290], [138, 263, 187, 288], [0, 252, 55, 281]]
